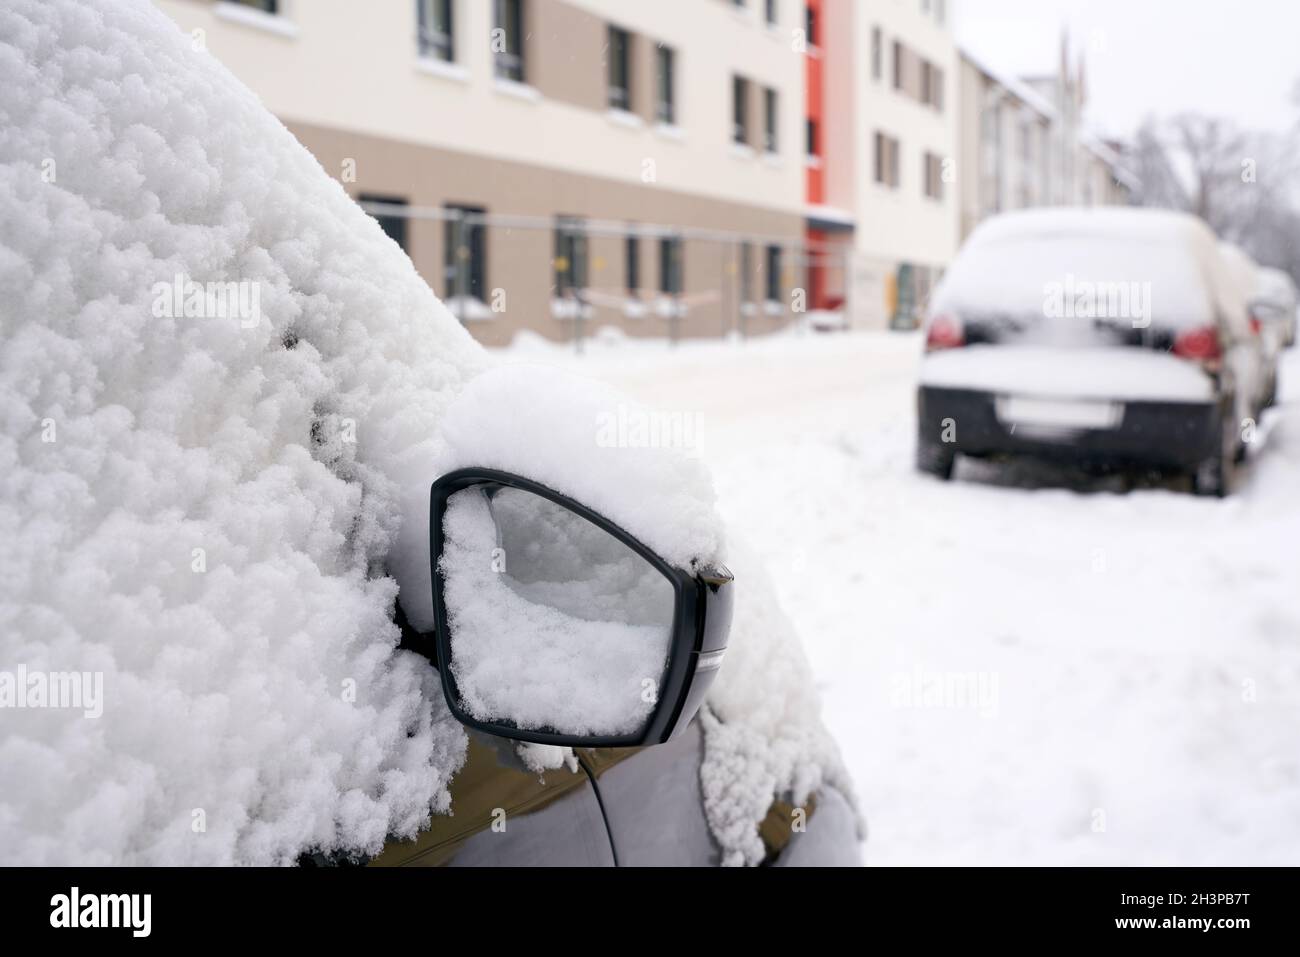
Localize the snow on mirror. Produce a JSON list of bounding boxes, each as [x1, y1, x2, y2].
[[438, 486, 676, 738]]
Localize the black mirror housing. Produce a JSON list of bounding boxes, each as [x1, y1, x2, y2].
[[429, 467, 733, 749]]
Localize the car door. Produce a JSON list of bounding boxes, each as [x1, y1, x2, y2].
[[581, 719, 862, 866], [368, 730, 615, 867]]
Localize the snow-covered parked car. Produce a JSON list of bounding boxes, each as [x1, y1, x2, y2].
[[1220, 242, 1280, 409], [0, 0, 858, 866], [916, 208, 1266, 496], [1252, 265, 1298, 350]]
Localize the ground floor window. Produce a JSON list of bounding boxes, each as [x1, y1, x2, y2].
[[659, 235, 683, 295], [443, 204, 486, 301], [626, 234, 640, 295], [359, 194, 409, 252], [765, 244, 782, 303], [554, 216, 589, 294]]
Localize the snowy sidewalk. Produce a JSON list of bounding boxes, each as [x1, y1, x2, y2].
[[500, 329, 1300, 865]]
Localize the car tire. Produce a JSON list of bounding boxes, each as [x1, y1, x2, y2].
[[916, 440, 955, 481], [1192, 412, 1238, 498]]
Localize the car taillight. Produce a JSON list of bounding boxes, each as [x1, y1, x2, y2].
[[1249, 314, 1262, 336], [1172, 325, 1222, 371], [925, 313, 964, 351]]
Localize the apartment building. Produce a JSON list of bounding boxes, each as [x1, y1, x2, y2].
[[959, 39, 1135, 241], [810, 0, 959, 330], [156, 0, 808, 346]]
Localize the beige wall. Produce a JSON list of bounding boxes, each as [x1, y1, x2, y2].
[[838, 0, 959, 276], [530, 0, 606, 113], [288, 120, 804, 347], [155, 0, 806, 217]]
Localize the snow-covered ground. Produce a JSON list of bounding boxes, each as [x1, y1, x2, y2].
[[499, 328, 1300, 866]]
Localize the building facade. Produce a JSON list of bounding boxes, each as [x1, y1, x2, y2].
[[958, 37, 1135, 241], [157, 1, 1136, 344], [808, 0, 959, 330], [157, 0, 810, 346]]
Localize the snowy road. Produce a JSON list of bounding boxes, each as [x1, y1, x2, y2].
[[501, 329, 1300, 865]]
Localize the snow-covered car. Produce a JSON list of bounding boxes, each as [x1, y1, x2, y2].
[[916, 208, 1266, 496], [0, 0, 858, 866], [1253, 265, 1298, 350], [1220, 242, 1280, 408]]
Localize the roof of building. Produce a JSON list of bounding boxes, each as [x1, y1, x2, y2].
[[959, 46, 1058, 122], [960, 45, 1139, 193], [1080, 134, 1141, 191]]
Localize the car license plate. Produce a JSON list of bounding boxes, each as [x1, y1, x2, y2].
[[995, 396, 1123, 430]]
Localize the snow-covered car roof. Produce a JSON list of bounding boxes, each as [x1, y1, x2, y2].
[[965, 206, 1213, 247], [1254, 265, 1298, 308], [1218, 241, 1259, 294], [931, 207, 1241, 330]]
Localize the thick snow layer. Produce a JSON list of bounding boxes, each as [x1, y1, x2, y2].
[[439, 487, 673, 736], [0, 0, 489, 864], [492, 336, 861, 866], [1218, 242, 1258, 297], [1255, 267, 1297, 309], [931, 207, 1223, 329], [920, 345, 1215, 403], [699, 541, 862, 866], [530, 329, 1300, 865], [425, 362, 725, 626], [1, 0, 754, 865]]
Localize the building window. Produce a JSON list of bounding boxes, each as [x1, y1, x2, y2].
[[443, 204, 486, 301], [806, 118, 819, 157], [656, 44, 676, 123], [920, 61, 932, 108], [732, 75, 749, 145], [626, 234, 640, 295], [982, 100, 1004, 213], [763, 88, 778, 153], [659, 236, 683, 295], [554, 217, 588, 294], [416, 0, 453, 62], [493, 0, 525, 82], [740, 242, 753, 303], [804, 4, 818, 46], [874, 131, 900, 188], [607, 25, 631, 111], [229, 0, 278, 11], [922, 152, 944, 201], [764, 245, 782, 303], [871, 27, 882, 81], [360, 194, 409, 252], [765, 0, 778, 26], [930, 65, 944, 111], [892, 40, 903, 90]]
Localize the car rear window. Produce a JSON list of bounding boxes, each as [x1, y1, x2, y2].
[[930, 229, 1219, 344]]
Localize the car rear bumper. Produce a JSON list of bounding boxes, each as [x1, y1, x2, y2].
[[918, 386, 1222, 470]]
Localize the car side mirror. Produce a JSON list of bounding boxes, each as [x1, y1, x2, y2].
[[429, 468, 733, 748]]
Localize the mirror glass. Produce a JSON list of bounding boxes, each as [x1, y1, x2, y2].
[[439, 485, 676, 739]]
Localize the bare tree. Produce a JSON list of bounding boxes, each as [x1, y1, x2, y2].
[[1127, 111, 1300, 282]]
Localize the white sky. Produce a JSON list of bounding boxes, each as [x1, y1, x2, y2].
[[953, 0, 1300, 139]]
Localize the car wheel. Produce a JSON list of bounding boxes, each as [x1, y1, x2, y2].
[[916, 440, 955, 481], [1192, 413, 1238, 498]]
